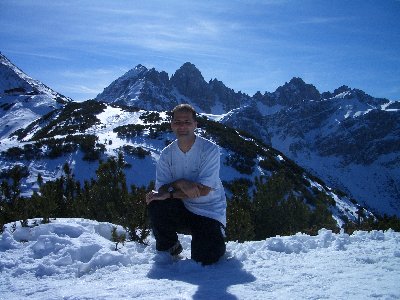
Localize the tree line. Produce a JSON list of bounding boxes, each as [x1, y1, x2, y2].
[[1, 154, 399, 244]]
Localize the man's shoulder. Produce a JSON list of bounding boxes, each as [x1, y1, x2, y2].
[[195, 135, 220, 158], [160, 140, 177, 157], [196, 135, 219, 148]]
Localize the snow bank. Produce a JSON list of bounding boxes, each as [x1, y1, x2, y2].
[[1, 218, 399, 299]]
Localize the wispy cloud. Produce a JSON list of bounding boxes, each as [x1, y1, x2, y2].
[[5, 50, 70, 62], [298, 16, 351, 25], [60, 67, 127, 79], [2, 0, 399, 100], [61, 84, 100, 95]]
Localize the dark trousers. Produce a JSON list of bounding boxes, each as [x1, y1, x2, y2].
[[147, 199, 226, 265]]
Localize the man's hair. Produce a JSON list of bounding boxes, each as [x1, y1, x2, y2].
[[172, 104, 197, 120]]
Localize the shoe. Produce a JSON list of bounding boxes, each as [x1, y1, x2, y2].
[[168, 241, 183, 256]]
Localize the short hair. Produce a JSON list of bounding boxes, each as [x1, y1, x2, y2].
[[172, 104, 197, 120]]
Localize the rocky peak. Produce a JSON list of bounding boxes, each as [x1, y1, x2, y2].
[[96, 65, 151, 103], [119, 64, 148, 82], [170, 62, 208, 97], [144, 68, 170, 87], [253, 91, 275, 106], [169, 62, 214, 112], [325, 85, 389, 107], [273, 77, 321, 106]]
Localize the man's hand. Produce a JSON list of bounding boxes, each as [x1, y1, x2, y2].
[[174, 179, 211, 199], [145, 190, 168, 205]]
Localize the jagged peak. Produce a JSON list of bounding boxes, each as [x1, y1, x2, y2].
[[172, 62, 204, 81], [288, 77, 306, 86], [280, 77, 312, 91], [180, 61, 199, 71], [120, 64, 148, 81], [332, 85, 351, 96], [329, 85, 388, 105], [273, 77, 320, 104]]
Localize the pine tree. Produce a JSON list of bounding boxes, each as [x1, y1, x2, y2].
[[62, 163, 76, 216], [8, 165, 30, 226], [226, 180, 255, 242], [120, 184, 150, 244], [36, 180, 60, 223], [253, 172, 292, 239], [281, 194, 310, 235], [91, 153, 129, 222]]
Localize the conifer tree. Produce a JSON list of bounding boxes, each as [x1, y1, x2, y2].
[[226, 180, 255, 242], [281, 194, 310, 235], [8, 165, 30, 226], [36, 180, 60, 223], [253, 172, 292, 239], [91, 153, 129, 223], [62, 163, 76, 216], [120, 184, 150, 244]]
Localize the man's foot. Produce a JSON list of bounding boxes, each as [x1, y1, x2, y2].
[[168, 241, 183, 256]]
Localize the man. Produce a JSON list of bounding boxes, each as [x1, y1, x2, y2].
[[146, 104, 226, 265]]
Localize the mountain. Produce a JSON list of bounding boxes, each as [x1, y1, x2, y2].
[[0, 54, 396, 226], [223, 79, 400, 216], [0, 96, 366, 230], [0, 52, 71, 139], [96, 62, 251, 114], [96, 64, 400, 217]]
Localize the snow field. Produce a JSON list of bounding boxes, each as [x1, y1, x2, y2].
[[0, 218, 399, 299]]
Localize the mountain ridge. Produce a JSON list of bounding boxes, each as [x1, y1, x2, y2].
[[1, 53, 399, 219], [93, 61, 400, 216]]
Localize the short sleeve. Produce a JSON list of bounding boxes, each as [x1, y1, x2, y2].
[[196, 143, 220, 189], [155, 149, 173, 190]]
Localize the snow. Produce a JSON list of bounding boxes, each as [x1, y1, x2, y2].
[[1, 219, 399, 299]]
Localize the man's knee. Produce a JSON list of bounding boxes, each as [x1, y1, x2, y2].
[[191, 216, 226, 265], [192, 238, 225, 265], [147, 199, 182, 220]]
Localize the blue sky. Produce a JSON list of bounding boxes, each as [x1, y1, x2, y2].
[[1, 0, 399, 101]]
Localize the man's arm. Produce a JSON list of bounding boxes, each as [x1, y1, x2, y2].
[[172, 179, 211, 198], [145, 179, 211, 204]]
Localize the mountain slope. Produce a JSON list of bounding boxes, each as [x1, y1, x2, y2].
[[0, 98, 369, 229], [0, 52, 71, 139]]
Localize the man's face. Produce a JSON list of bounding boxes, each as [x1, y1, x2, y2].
[[171, 110, 197, 139]]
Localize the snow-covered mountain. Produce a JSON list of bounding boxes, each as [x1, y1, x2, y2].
[[222, 78, 400, 217], [1, 55, 400, 300], [1, 97, 367, 229], [0, 52, 71, 139], [96, 62, 251, 114], [95, 62, 400, 217], [0, 53, 397, 225]]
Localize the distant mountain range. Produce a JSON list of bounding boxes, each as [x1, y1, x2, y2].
[[95, 61, 400, 217], [1, 52, 399, 221]]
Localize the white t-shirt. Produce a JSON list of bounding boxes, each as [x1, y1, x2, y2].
[[155, 135, 227, 226]]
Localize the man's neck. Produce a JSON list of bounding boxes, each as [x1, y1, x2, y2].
[[177, 135, 196, 153]]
